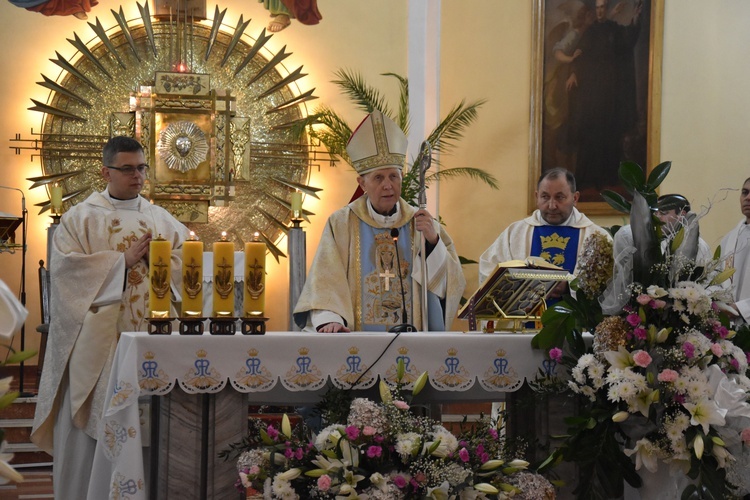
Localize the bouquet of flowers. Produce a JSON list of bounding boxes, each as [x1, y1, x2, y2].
[[231, 363, 555, 499], [532, 162, 750, 499]]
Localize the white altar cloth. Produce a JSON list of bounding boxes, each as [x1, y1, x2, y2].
[[89, 331, 558, 499]]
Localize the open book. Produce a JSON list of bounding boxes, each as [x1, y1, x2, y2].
[[458, 257, 573, 332]]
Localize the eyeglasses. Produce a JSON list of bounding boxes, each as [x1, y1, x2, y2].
[[105, 164, 149, 176]]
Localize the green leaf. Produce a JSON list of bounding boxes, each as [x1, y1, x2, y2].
[[3, 349, 37, 365], [618, 161, 646, 192], [459, 256, 477, 265], [601, 190, 631, 214], [645, 160, 672, 191]]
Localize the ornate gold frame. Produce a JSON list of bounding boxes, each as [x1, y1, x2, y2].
[[528, 0, 663, 215]]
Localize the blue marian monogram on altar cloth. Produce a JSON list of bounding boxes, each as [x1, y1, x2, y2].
[[432, 347, 473, 391], [530, 225, 580, 272], [334, 346, 374, 387], [360, 222, 413, 330]]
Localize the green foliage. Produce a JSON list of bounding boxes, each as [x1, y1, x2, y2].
[[294, 69, 499, 205]]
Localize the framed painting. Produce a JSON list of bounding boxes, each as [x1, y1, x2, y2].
[[528, 0, 663, 215]]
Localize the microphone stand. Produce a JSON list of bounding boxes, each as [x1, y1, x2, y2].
[[0, 186, 29, 395], [388, 227, 415, 333]]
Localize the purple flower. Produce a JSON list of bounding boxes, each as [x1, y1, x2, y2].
[[683, 342, 695, 359], [626, 313, 641, 327], [284, 448, 294, 459], [489, 428, 499, 440], [549, 347, 563, 362], [633, 327, 647, 340], [366, 445, 382, 458], [459, 447, 470, 462], [480, 452, 490, 463], [345, 426, 360, 440], [295, 447, 304, 460], [718, 326, 729, 339], [731, 358, 740, 371], [392, 475, 407, 489], [266, 425, 279, 439]]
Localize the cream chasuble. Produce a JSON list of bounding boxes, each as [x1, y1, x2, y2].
[[294, 196, 465, 331], [721, 220, 750, 322], [32, 190, 187, 452]]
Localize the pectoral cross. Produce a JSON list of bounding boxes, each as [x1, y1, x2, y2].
[[380, 268, 395, 291]]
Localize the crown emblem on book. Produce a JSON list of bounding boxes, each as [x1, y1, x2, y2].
[[541, 233, 570, 250]]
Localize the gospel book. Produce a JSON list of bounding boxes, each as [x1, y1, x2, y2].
[[458, 257, 573, 332]]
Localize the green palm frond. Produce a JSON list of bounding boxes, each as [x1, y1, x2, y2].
[[332, 68, 392, 117], [425, 99, 486, 156], [382, 72, 409, 133], [425, 167, 500, 190]]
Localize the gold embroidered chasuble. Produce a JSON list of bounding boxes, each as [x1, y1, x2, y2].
[[293, 196, 466, 331], [32, 191, 187, 451]]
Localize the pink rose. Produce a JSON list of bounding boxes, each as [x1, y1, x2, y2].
[[741, 428, 750, 445], [394, 400, 410, 410], [632, 350, 652, 368], [549, 347, 563, 362], [626, 313, 641, 327], [363, 426, 377, 436], [658, 369, 679, 383], [636, 294, 651, 305], [267, 425, 279, 439], [459, 447, 470, 462], [652, 299, 667, 309], [711, 343, 723, 357], [317, 475, 332, 491], [392, 475, 408, 489], [633, 327, 647, 340]]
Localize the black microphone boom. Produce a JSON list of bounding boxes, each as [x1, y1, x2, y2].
[[389, 227, 415, 333]]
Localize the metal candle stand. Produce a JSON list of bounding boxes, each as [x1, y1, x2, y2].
[[179, 317, 206, 335], [209, 316, 237, 335], [148, 317, 175, 335], [241, 316, 268, 335]]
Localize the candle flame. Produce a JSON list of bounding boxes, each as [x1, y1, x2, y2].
[[221, 231, 227, 241], [189, 231, 197, 240]]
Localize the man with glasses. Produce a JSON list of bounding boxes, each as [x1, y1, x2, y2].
[[32, 136, 189, 499]]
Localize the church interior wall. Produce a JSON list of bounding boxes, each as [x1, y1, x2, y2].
[[0, 0, 748, 354]]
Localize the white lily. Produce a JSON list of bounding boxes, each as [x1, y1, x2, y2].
[[0, 442, 22, 485], [427, 481, 450, 500], [683, 398, 726, 434], [603, 346, 634, 370], [624, 438, 659, 473], [612, 411, 630, 422], [277, 467, 302, 481]]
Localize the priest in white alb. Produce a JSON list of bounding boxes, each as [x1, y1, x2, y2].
[[720, 176, 750, 325], [31, 136, 188, 499], [294, 110, 465, 332]]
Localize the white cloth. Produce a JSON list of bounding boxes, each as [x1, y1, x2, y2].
[[0, 279, 27, 340], [30, 189, 188, 499], [478, 207, 610, 284], [720, 220, 750, 321]]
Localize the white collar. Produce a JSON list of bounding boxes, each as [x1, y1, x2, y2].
[[366, 198, 400, 228]]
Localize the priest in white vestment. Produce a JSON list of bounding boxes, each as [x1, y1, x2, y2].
[[720, 177, 750, 324], [31, 136, 189, 499], [479, 167, 610, 288], [294, 110, 465, 332]]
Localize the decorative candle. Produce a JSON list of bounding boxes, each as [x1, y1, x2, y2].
[[290, 191, 302, 216], [181, 231, 203, 317], [149, 235, 172, 317], [212, 231, 235, 316], [50, 183, 63, 215], [243, 232, 266, 317]]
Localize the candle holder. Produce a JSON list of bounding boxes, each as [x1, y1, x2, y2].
[[179, 316, 206, 335], [148, 316, 175, 335], [209, 315, 237, 335], [241, 316, 268, 335]]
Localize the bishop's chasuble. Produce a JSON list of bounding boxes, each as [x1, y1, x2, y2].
[[478, 207, 610, 285], [294, 196, 466, 331], [32, 190, 187, 453]]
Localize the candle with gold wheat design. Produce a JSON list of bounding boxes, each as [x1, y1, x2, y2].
[[181, 231, 203, 316], [148, 234, 172, 317], [212, 232, 235, 316], [243, 232, 266, 316]]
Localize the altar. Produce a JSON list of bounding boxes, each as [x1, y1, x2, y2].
[[88, 330, 559, 500]]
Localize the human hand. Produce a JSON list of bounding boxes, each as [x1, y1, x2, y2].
[[317, 322, 351, 333], [566, 73, 578, 92], [414, 209, 438, 245], [125, 232, 152, 268]]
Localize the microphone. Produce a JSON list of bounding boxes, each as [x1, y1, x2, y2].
[[388, 227, 415, 333]]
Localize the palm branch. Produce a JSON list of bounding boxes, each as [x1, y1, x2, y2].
[[295, 69, 499, 204]]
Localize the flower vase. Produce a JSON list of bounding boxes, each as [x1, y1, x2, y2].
[[623, 467, 692, 499]]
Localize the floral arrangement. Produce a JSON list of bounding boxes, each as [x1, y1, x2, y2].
[[532, 162, 750, 499], [231, 364, 555, 499]]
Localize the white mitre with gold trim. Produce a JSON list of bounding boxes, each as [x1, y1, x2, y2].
[[346, 109, 407, 176]]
